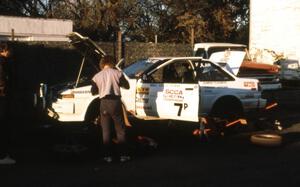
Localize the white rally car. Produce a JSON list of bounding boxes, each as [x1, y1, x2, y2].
[[39, 33, 266, 129]]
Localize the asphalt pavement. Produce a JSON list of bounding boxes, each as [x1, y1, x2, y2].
[[2, 90, 300, 187]]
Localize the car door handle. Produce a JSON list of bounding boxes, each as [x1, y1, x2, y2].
[[185, 88, 194, 91]]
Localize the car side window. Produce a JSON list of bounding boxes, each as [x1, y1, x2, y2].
[[162, 61, 195, 83], [173, 61, 195, 83], [141, 68, 163, 83], [145, 60, 196, 83], [197, 62, 233, 81], [144, 63, 179, 83]]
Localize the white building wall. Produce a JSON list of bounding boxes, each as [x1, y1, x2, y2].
[[0, 16, 73, 41], [249, 0, 300, 63]]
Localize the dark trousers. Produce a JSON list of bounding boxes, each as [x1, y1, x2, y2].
[[100, 98, 127, 156], [0, 97, 11, 158]]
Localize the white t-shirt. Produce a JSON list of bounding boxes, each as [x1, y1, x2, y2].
[[92, 67, 123, 99]]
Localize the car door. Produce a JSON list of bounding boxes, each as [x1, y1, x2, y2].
[[136, 59, 199, 122]]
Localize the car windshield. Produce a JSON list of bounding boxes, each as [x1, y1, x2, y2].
[[207, 47, 246, 58], [123, 59, 161, 78], [194, 48, 207, 58]]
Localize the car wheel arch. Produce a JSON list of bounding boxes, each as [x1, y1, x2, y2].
[[210, 95, 244, 117], [84, 98, 100, 124]]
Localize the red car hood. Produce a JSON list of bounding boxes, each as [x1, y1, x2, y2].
[[210, 51, 280, 76], [239, 60, 280, 75]]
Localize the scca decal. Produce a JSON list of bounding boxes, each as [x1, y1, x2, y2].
[[163, 89, 184, 101], [165, 89, 183, 95], [136, 87, 149, 94]]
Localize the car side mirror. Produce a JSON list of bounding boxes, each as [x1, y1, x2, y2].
[[141, 74, 148, 82], [141, 74, 153, 83]]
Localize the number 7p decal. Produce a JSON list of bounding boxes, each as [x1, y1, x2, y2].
[[174, 103, 188, 116]]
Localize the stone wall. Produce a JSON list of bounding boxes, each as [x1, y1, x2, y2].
[[94, 42, 193, 65], [7, 41, 192, 116], [123, 42, 193, 65], [9, 41, 192, 89]]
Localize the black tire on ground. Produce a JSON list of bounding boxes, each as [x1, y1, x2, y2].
[[250, 134, 282, 147]]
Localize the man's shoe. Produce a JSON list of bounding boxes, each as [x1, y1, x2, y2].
[[103, 156, 113, 163], [0, 156, 16, 165], [120, 155, 131, 163]]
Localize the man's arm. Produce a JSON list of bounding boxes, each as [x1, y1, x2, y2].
[[120, 74, 130, 89], [91, 80, 98, 95]]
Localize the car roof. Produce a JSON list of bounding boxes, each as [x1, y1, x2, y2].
[[145, 56, 224, 69], [147, 57, 204, 61], [194, 43, 247, 51]]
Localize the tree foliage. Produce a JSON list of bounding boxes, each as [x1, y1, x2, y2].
[[0, 0, 249, 43]]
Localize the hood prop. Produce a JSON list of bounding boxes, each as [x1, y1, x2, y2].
[[75, 50, 87, 88]]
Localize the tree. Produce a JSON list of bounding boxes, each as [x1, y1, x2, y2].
[[0, 0, 249, 43], [158, 0, 249, 43], [0, 0, 55, 17]]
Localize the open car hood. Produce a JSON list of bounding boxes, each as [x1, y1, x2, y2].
[[68, 32, 106, 61], [209, 51, 280, 76], [209, 51, 246, 75], [239, 60, 280, 75], [67, 32, 107, 88]]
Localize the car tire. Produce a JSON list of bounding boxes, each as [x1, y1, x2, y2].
[[250, 133, 282, 147], [210, 98, 244, 134], [85, 99, 100, 125]]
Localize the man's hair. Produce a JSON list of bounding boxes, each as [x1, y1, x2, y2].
[[99, 55, 115, 69]]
